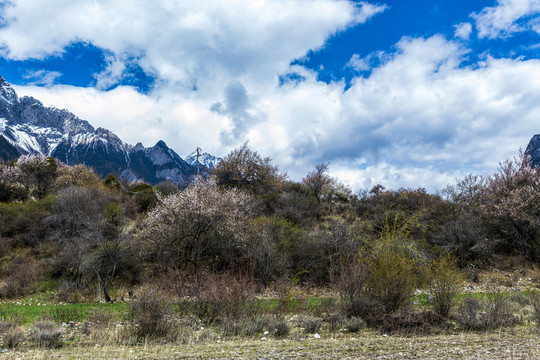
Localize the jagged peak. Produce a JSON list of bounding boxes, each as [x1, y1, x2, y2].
[[154, 140, 169, 149], [134, 142, 145, 151], [0, 76, 17, 105], [185, 147, 221, 169], [19, 95, 43, 106]]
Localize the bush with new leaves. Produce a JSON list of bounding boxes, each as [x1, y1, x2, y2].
[[360, 214, 427, 314]]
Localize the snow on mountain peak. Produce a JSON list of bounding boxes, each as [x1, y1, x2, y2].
[[185, 148, 221, 169]]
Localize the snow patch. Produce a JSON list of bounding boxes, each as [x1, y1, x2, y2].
[[10, 128, 43, 154]]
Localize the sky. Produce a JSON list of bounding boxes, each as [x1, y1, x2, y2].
[[1, 0, 540, 192]]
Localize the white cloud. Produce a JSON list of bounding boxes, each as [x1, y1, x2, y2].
[[454, 22, 473, 40], [94, 55, 126, 90], [347, 54, 372, 71], [473, 0, 540, 38], [13, 34, 540, 192], [0, 0, 383, 97], [4, 1, 540, 191], [352, 2, 388, 24], [22, 70, 62, 87]]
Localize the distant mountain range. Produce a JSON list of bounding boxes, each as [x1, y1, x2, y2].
[[0, 76, 219, 185]]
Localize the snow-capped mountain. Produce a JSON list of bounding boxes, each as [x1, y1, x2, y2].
[[0, 76, 204, 185], [185, 148, 221, 169]]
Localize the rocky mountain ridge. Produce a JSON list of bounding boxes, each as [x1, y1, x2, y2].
[[0, 76, 216, 185]]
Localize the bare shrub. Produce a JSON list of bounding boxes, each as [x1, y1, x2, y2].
[[456, 294, 518, 330], [245, 316, 270, 337], [3, 327, 25, 349], [221, 316, 269, 337], [430, 215, 490, 262], [87, 308, 114, 328], [30, 320, 63, 348], [483, 293, 518, 329], [247, 217, 298, 285], [55, 279, 85, 303], [269, 318, 290, 338], [129, 285, 173, 339], [0, 320, 16, 334], [185, 273, 257, 325], [0, 255, 43, 298], [297, 315, 322, 333], [326, 313, 346, 332], [213, 143, 286, 196], [456, 298, 482, 330], [531, 293, 540, 326], [221, 317, 248, 337], [330, 257, 368, 302], [345, 317, 365, 333], [341, 295, 385, 323], [377, 311, 447, 335]]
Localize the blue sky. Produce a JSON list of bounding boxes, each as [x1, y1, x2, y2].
[[1, 0, 540, 191]]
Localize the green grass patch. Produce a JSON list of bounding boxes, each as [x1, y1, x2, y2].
[[0, 302, 129, 324]]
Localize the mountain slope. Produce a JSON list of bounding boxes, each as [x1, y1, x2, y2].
[[0, 76, 200, 185], [525, 134, 540, 167]]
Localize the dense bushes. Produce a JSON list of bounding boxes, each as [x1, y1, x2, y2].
[[0, 146, 539, 321]]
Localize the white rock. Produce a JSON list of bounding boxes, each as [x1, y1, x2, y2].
[[263, 331, 269, 335], [313, 333, 321, 339], [261, 337, 268, 341]]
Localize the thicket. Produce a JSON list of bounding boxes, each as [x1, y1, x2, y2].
[[0, 148, 539, 334]]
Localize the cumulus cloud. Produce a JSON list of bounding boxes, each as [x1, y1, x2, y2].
[[0, 0, 382, 97], [454, 22, 473, 40], [4, 1, 540, 191], [473, 0, 540, 38], [13, 33, 540, 192], [248, 35, 540, 188]]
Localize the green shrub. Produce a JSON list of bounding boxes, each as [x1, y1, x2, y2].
[[360, 214, 427, 314], [426, 254, 463, 318]]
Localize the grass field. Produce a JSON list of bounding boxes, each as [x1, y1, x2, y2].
[[0, 329, 539, 359], [0, 286, 539, 359]]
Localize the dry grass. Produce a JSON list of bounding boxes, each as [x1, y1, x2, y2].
[[1, 328, 540, 359]]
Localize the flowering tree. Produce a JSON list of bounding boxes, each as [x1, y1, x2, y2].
[[0, 154, 58, 200], [139, 176, 254, 272], [481, 151, 540, 258]]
